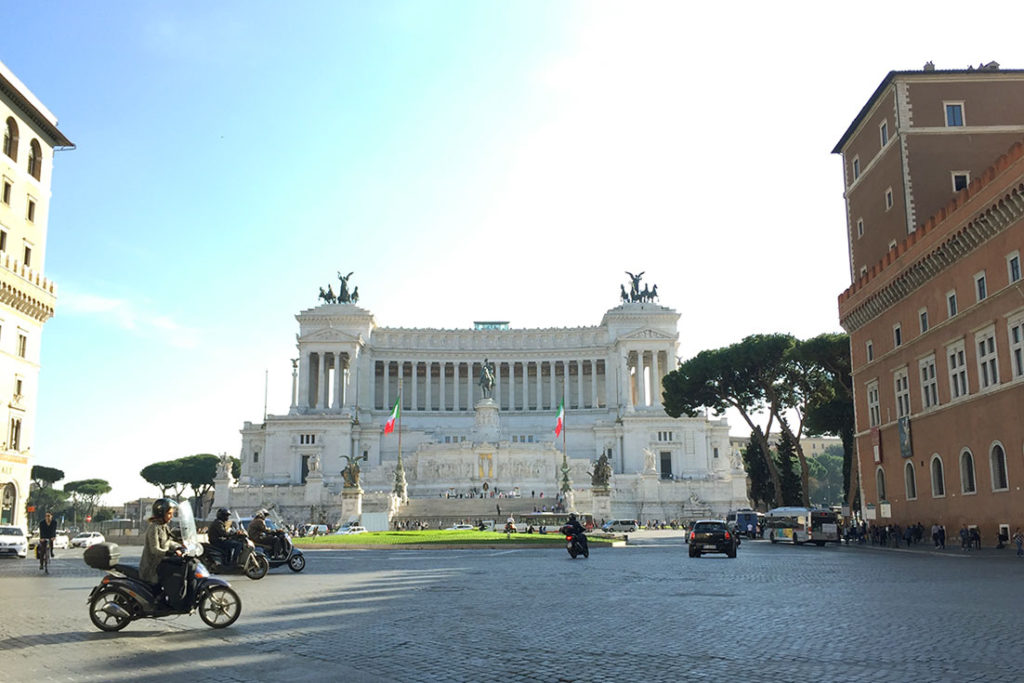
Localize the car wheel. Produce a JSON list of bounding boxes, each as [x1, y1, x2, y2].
[[727, 549, 737, 558]]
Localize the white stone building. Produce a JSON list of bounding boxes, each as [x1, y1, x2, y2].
[[223, 294, 749, 524], [0, 61, 72, 527]]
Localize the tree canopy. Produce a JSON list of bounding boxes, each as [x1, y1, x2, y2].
[[31, 465, 64, 488], [64, 478, 112, 519]]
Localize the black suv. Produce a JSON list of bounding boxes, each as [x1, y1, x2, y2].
[[688, 520, 738, 558]]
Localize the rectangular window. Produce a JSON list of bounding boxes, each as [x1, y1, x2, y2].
[[975, 272, 987, 302], [880, 120, 889, 146], [26, 198, 35, 223], [23, 246, 31, 268], [852, 157, 861, 180], [17, 333, 26, 358], [867, 381, 880, 427], [857, 218, 864, 238], [953, 172, 969, 192], [866, 340, 874, 362], [0, 229, 6, 253], [894, 368, 910, 419], [945, 102, 965, 127], [947, 291, 958, 318], [893, 324, 903, 348], [919, 308, 929, 334], [920, 355, 939, 409], [976, 328, 999, 389], [948, 340, 969, 399], [1010, 315, 1024, 379], [299, 433, 316, 445], [1, 178, 10, 205], [1008, 252, 1021, 284], [885, 188, 894, 210]]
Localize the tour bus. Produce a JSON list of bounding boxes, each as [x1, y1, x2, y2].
[[515, 512, 595, 533], [726, 509, 763, 538], [765, 506, 841, 546]]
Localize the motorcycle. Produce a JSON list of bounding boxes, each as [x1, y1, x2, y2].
[[560, 525, 589, 559], [260, 526, 305, 572], [200, 533, 270, 580], [85, 501, 241, 631]]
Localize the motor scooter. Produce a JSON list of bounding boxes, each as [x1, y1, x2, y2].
[[261, 525, 305, 572], [560, 525, 589, 559], [200, 533, 270, 580], [85, 501, 241, 631]]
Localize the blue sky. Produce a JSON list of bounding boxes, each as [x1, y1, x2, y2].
[[3, 1, 1020, 503]]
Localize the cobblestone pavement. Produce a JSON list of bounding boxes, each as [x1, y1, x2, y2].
[[1, 535, 1021, 682]]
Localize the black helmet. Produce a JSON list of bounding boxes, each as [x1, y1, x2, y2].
[[216, 507, 232, 522], [568, 513, 578, 522], [152, 498, 178, 518]]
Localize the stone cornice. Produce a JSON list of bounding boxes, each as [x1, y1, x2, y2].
[[839, 142, 1024, 332], [0, 256, 56, 323]]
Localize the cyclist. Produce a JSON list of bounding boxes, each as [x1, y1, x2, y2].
[[38, 511, 57, 570]]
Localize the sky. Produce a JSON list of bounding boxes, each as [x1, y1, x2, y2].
[[3, 1, 1022, 504]]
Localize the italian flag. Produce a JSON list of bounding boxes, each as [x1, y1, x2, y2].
[[554, 398, 565, 437], [384, 397, 400, 434]]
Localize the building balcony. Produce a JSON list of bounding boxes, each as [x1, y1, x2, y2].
[[0, 253, 56, 323]]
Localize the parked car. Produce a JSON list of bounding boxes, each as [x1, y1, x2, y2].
[[601, 519, 639, 533], [688, 520, 739, 558], [29, 531, 70, 550], [333, 526, 367, 535], [70, 531, 105, 548], [302, 524, 329, 536], [445, 524, 475, 530], [0, 526, 28, 559]]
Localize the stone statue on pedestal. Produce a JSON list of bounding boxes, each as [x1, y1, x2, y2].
[[478, 358, 496, 399], [341, 453, 367, 488], [590, 453, 613, 488]]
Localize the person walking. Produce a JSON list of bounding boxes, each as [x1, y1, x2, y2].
[[1013, 528, 1023, 557]]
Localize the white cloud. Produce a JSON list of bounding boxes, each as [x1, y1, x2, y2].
[[58, 287, 200, 349]]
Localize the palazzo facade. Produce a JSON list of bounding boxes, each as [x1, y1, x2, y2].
[[226, 297, 749, 524]]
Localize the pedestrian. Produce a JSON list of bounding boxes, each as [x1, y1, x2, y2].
[[1013, 528, 1023, 557], [931, 523, 939, 548], [960, 524, 970, 552], [938, 524, 946, 549]]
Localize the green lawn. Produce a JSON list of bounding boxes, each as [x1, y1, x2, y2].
[[294, 530, 615, 547]]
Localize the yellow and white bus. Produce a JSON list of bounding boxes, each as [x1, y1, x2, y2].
[[765, 507, 840, 546]]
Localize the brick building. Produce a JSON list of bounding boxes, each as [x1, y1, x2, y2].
[[835, 62, 1024, 541]]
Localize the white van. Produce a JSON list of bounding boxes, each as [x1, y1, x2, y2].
[[602, 519, 639, 533]]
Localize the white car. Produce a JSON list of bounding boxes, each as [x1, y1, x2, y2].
[[70, 531, 105, 548], [333, 526, 367, 535], [0, 526, 28, 559], [445, 524, 475, 530], [54, 532, 70, 549]]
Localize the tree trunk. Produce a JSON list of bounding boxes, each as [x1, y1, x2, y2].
[[736, 409, 784, 506]]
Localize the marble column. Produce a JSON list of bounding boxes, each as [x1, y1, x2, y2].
[[440, 361, 447, 411], [651, 350, 661, 407], [424, 361, 432, 412], [397, 361, 405, 409], [577, 359, 584, 409], [509, 362, 516, 410], [333, 353, 344, 410], [453, 362, 460, 411], [382, 360, 390, 409], [535, 361, 543, 411], [494, 361, 502, 407], [637, 351, 648, 408], [591, 360, 599, 409]]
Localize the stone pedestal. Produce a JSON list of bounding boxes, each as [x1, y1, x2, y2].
[[473, 398, 501, 443], [212, 473, 233, 510], [591, 487, 612, 522], [341, 487, 363, 523], [304, 471, 325, 504]]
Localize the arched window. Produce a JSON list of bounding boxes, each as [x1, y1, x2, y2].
[[0, 482, 16, 524], [905, 461, 917, 500], [960, 450, 976, 493], [991, 443, 1009, 491], [27, 139, 41, 180], [931, 455, 946, 497], [875, 467, 887, 501], [3, 118, 18, 161]]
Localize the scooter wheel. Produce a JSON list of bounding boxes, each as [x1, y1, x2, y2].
[[288, 554, 306, 572], [245, 554, 269, 580], [198, 586, 241, 628], [89, 588, 133, 632]]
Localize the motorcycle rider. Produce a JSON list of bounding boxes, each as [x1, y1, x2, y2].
[[140, 498, 184, 606], [563, 513, 589, 553], [247, 509, 283, 559], [208, 507, 247, 566]]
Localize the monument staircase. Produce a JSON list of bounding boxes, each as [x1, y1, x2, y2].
[[392, 496, 549, 528]]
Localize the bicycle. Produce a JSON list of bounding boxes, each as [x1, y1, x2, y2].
[[38, 538, 51, 574]]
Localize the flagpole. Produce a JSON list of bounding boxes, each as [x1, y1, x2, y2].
[[397, 379, 403, 467]]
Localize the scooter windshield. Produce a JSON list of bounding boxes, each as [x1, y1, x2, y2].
[[176, 501, 201, 556]]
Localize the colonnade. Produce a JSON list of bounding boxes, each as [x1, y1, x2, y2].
[[623, 348, 670, 408], [373, 359, 608, 413], [293, 351, 354, 411]]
